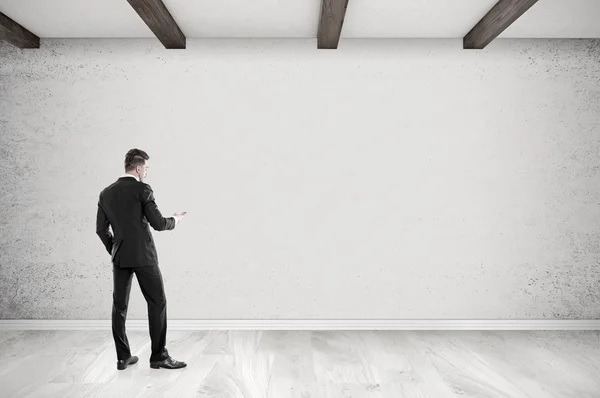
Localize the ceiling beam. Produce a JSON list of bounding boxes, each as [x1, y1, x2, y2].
[[463, 0, 539, 49], [317, 0, 349, 49], [127, 0, 185, 49], [0, 12, 39, 48]]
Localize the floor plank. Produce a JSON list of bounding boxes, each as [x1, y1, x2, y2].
[[0, 330, 598, 397]]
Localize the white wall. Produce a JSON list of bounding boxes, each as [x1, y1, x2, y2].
[[1, 39, 599, 320]]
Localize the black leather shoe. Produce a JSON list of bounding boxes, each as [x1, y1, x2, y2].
[[150, 357, 187, 369], [117, 355, 139, 370]]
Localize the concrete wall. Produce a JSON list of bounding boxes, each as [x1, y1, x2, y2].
[[1, 39, 599, 320]]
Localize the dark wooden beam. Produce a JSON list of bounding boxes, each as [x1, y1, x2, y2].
[[127, 0, 185, 49], [317, 0, 349, 49], [463, 0, 539, 49], [0, 12, 39, 48]]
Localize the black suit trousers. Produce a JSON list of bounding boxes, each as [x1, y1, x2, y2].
[[112, 264, 170, 362]]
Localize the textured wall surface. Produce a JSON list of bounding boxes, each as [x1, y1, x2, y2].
[[0, 39, 599, 320]]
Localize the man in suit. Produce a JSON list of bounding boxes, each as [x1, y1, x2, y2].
[[96, 148, 187, 370]]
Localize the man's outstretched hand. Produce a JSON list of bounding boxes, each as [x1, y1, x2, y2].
[[173, 212, 187, 223]]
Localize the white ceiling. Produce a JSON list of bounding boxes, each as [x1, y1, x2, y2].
[[1, 0, 599, 39]]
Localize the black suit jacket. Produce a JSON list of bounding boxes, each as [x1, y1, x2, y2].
[[96, 176, 176, 268]]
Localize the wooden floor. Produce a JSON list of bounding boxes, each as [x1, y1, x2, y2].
[[1, 329, 599, 397]]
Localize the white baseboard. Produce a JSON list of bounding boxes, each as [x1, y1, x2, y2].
[[0, 319, 599, 331]]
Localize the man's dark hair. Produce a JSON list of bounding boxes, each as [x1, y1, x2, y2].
[[124, 148, 149, 172]]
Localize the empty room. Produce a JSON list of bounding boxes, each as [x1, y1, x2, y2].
[[1, 0, 600, 397]]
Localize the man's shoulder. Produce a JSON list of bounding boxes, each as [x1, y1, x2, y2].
[[99, 184, 112, 198], [101, 179, 145, 196], [139, 182, 156, 200], [100, 180, 119, 193]]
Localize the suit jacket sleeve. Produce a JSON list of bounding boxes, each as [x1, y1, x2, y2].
[[96, 197, 113, 255], [141, 184, 176, 231]]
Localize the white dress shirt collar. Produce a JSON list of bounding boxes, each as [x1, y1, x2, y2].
[[120, 173, 139, 182]]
